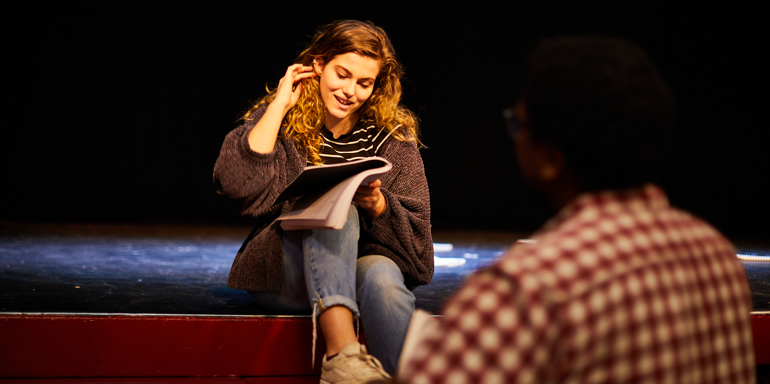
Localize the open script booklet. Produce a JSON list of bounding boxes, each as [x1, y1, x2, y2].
[[274, 156, 393, 231]]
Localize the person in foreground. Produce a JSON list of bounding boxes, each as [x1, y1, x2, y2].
[[398, 36, 755, 383], [214, 20, 433, 383]]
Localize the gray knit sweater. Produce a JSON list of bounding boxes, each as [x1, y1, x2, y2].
[[213, 106, 434, 292]]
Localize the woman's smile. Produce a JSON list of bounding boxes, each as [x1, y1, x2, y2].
[[335, 95, 354, 107]]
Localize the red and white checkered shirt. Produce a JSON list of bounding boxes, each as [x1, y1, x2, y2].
[[400, 185, 755, 383]]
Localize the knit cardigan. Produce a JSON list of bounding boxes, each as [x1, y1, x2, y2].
[[213, 106, 434, 292]]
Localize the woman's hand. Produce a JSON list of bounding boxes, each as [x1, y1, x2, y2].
[[248, 64, 315, 153], [354, 179, 387, 219], [273, 64, 316, 113]]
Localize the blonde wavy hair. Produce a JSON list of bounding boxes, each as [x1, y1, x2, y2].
[[243, 20, 420, 165]]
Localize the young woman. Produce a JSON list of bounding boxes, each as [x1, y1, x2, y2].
[[213, 20, 433, 382]]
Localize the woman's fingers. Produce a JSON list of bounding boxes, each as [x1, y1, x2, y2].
[[290, 69, 316, 94], [285, 63, 310, 76], [279, 65, 311, 90], [354, 179, 383, 207], [354, 180, 387, 218], [275, 64, 316, 110], [278, 64, 303, 84], [356, 180, 382, 195], [294, 67, 316, 80], [287, 65, 315, 84]]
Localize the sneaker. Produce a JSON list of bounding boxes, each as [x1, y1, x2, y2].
[[320, 341, 392, 384]]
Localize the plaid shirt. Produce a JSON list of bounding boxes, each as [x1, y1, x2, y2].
[[400, 185, 755, 383]]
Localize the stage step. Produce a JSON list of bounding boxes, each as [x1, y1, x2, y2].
[[2, 313, 769, 380], [0, 379, 318, 384], [0, 314, 330, 380]]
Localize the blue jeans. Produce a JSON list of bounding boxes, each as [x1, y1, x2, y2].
[[249, 206, 415, 374]]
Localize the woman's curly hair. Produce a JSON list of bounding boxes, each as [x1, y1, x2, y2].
[[244, 20, 420, 165]]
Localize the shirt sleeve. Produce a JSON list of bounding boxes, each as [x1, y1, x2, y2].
[[359, 139, 434, 289], [399, 268, 560, 383], [212, 105, 304, 217]]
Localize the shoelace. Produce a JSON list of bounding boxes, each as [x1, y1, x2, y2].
[[356, 345, 392, 379], [312, 302, 319, 368]]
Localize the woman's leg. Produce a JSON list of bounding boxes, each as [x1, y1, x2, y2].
[[249, 207, 360, 318], [356, 255, 416, 374], [300, 206, 361, 356], [251, 206, 391, 380]]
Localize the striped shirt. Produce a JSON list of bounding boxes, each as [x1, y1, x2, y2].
[[317, 123, 399, 164]]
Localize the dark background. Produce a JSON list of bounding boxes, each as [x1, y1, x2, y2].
[[4, 3, 767, 242]]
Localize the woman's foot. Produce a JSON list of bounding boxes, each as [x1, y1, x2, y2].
[[321, 341, 391, 384]]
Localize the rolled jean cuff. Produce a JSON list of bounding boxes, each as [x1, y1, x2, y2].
[[316, 294, 360, 318]]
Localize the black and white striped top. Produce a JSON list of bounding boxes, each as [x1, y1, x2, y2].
[[316, 124, 400, 164]]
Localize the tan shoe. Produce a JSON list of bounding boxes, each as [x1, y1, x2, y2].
[[320, 341, 392, 384]]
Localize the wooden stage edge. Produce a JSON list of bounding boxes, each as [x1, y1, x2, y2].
[[1, 312, 769, 379]]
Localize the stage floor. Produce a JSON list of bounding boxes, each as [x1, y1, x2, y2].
[[1, 222, 769, 316]]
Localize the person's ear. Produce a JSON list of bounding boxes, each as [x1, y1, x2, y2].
[[538, 144, 565, 182], [312, 58, 324, 76]]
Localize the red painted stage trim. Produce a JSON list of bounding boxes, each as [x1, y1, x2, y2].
[[0, 378, 320, 384], [752, 312, 770, 365], [0, 314, 325, 378], [0, 379, 249, 383], [1, 312, 767, 378], [242, 378, 322, 384]]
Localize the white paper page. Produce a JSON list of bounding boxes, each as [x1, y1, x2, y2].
[[278, 162, 392, 230], [278, 179, 350, 223], [325, 167, 390, 229]]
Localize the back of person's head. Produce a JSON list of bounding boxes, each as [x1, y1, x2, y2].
[[520, 36, 675, 191]]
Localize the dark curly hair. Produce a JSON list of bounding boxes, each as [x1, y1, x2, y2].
[[520, 36, 675, 191]]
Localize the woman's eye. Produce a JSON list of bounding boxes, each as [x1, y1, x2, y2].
[[359, 83, 371, 89], [336, 73, 346, 79]]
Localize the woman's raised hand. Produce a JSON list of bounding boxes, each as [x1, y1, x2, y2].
[[247, 64, 315, 154], [273, 64, 316, 113]]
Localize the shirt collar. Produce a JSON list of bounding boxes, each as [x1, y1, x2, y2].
[[538, 184, 670, 234]]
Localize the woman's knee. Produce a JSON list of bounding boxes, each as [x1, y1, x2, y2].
[[339, 204, 360, 234], [301, 204, 360, 247], [356, 256, 412, 298]]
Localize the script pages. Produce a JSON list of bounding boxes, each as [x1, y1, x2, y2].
[[274, 157, 393, 230]]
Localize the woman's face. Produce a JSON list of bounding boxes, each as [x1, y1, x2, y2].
[[315, 52, 381, 129]]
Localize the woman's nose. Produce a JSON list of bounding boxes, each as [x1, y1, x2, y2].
[[343, 81, 355, 97]]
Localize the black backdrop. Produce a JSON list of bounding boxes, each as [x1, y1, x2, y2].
[[4, 3, 767, 241]]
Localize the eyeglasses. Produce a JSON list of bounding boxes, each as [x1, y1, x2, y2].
[[502, 107, 526, 140]]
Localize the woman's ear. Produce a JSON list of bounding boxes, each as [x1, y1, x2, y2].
[[313, 58, 324, 76]]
